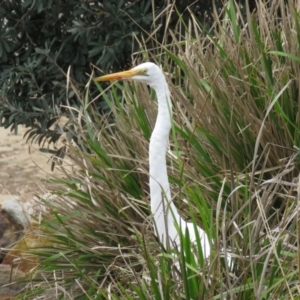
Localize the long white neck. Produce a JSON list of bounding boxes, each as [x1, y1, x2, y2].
[[149, 78, 181, 247]]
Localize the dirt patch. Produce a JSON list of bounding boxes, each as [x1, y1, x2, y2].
[[0, 126, 62, 204]]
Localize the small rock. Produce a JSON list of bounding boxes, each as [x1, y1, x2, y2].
[[0, 196, 20, 208], [0, 199, 30, 263], [0, 212, 24, 262], [1, 199, 30, 229], [3, 224, 51, 274]]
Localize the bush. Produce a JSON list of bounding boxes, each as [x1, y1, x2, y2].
[[0, 1, 151, 135], [0, 0, 257, 148]]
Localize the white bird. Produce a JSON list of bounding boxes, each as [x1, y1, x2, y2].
[[94, 62, 210, 258]]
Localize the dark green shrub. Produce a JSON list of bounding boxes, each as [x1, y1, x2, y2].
[[0, 0, 257, 145]]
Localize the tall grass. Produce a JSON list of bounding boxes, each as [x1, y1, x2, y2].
[[18, 1, 300, 299]]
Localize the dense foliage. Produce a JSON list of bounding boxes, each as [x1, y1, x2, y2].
[[0, 0, 154, 136], [0, 0, 256, 145]]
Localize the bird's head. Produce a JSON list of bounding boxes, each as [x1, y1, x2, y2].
[[94, 62, 164, 89]]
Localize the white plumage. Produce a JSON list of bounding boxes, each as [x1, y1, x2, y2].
[[95, 62, 211, 258]]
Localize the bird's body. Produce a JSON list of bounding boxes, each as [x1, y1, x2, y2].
[[95, 62, 210, 258]]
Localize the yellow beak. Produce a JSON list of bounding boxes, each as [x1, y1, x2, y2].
[[94, 69, 139, 82]]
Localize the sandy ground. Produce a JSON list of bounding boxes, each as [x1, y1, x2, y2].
[[0, 126, 64, 296], [0, 126, 61, 205]]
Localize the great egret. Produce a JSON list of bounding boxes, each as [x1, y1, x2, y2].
[[94, 62, 210, 258]]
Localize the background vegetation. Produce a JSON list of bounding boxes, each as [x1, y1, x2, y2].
[[4, 0, 300, 299], [0, 0, 256, 147]]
